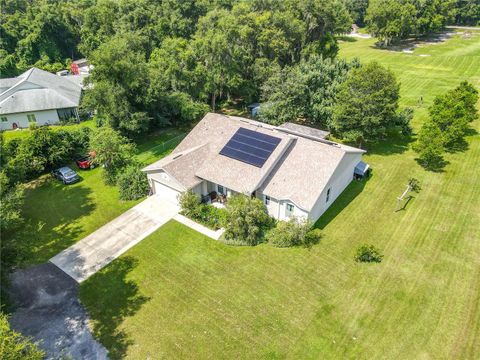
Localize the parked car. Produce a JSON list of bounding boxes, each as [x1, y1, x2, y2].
[[76, 156, 92, 169], [53, 167, 80, 184], [75, 151, 96, 169]]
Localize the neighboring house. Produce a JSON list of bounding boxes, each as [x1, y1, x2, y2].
[[0, 67, 82, 131], [143, 113, 368, 223]]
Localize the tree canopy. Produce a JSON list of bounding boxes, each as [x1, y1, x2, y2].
[[364, 0, 480, 45], [331, 61, 409, 145], [414, 81, 478, 170]]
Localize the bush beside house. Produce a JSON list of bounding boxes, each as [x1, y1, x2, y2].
[[178, 191, 225, 230], [222, 195, 273, 246], [266, 217, 322, 248]]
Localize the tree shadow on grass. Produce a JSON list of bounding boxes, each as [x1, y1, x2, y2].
[[415, 156, 449, 173], [444, 127, 478, 154], [395, 195, 415, 212], [365, 133, 414, 156], [315, 176, 371, 230], [79, 256, 149, 360]]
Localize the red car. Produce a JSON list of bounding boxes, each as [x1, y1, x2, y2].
[[75, 157, 92, 169]]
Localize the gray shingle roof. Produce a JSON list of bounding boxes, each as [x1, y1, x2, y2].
[[277, 122, 330, 139], [0, 68, 82, 115], [143, 113, 365, 211]]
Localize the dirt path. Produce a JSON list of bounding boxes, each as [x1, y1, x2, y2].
[[8, 263, 108, 360]]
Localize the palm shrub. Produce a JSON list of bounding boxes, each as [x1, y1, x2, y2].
[[222, 195, 273, 246], [355, 244, 383, 263], [178, 191, 200, 218], [117, 165, 149, 200]]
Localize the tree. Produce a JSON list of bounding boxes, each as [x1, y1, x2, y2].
[[413, 120, 445, 169], [343, 0, 369, 26], [89, 127, 134, 185], [429, 81, 479, 147], [454, 0, 480, 25], [366, 0, 417, 45], [222, 195, 273, 246], [83, 34, 151, 134], [331, 61, 405, 146], [117, 165, 150, 200], [0, 312, 44, 360], [366, 0, 455, 45], [0, 172, 24, 234], [259, 56, 360, 127]]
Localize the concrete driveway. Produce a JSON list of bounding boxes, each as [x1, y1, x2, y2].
[[50, 195, 178, 282]]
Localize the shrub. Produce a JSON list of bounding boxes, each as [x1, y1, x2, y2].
[[89, 126, 134, 185], [0, 312, 44, 359], [28, 121, 38, 130], [355, 244, 383, 263], [304, 228, 322, 248], [222, 195, 273, 246], [267, 217, 321, 248], [196, 204, 226, 230], [178, 191, 225, 230], [178, 191, 200, 218], [117, 165, 149, 200]]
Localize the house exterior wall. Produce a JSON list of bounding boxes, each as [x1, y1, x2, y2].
[[277, 200, 309, 221], [191, 182, 203, 196], [257, 191, 309, 221], [0, 109, 60, 130], [308, 152, 362, 222], [147, 170, 185, 193]]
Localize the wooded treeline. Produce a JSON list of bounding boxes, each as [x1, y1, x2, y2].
[[1, 0, 354, 133], [2, 0, 477, 135]]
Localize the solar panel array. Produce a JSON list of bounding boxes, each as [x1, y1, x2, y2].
[[219, 127, 282, 168]]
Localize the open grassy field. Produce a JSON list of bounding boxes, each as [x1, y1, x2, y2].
[[79, 31, 480, 359]]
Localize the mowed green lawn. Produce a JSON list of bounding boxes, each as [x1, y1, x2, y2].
[[79, 32, 480, 359], [6, 127, 185, 267]]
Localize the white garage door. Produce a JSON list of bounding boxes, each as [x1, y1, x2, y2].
[[153, 181, 180, 204]]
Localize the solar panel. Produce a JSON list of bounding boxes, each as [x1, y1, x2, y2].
[[219, 127, 281, 167]]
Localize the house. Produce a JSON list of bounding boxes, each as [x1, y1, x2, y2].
[[0, 67, 82, 130], [143, 113, 367, 223]]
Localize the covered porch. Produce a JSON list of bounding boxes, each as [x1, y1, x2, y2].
[[198, 180, 241, 207]]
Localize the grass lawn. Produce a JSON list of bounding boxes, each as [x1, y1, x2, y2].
[[79, 32, 480, 359], [3, 127, 186, 267]]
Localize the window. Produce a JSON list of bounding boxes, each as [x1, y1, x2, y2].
[[286, 203, 294, 217], [217, 185, 225, 195], [326, 188, 331, 203], [264, 195, 270, 205], [0, 116, 7, 122], [27, 114, 36, 122]]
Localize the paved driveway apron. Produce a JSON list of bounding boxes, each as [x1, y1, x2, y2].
[[50, 195, 178, 282]]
